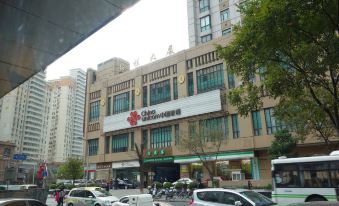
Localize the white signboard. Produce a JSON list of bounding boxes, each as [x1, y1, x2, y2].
[[104, 89, 221, 133], [112, 160, 140, 169]]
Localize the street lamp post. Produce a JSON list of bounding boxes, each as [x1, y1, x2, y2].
[[78, 137, 89, 187]]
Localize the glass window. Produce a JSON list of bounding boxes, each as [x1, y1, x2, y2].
[[300, 162, 330, 188], [89, 101, 100, 122], [199, 116, 228, 141], [199, 0, 209, 12], [142, 129, 148, 149], [200, 15, 211, 32], [264, 107, 288, 135], [220, 192, 238, 205], [274, 164, 300, 188], [197, 191, 223, 202], [112, 133, 129, 153], [113, 91, 129, 114], [231, 114, 240, 138], [131, 90, 135, 110], [107, 97, 111, 115], [150, 80, 171, 105], [131, 132, 134, 151], [187, 72, 194, 96], [105, 136, 110, 154], [175, 124, 179, 145], [252, 111, 262, 136], [220, 9, 229, 22], [173, 77, 178, 100], [222, 28, 232, 36], [150, 126, 172, 148], [143, 86, 148, 107], [197, 64, 224, 93], [88, 139, 98, 156], [201, 34, 212, 43], [227, 68, 235, 89]]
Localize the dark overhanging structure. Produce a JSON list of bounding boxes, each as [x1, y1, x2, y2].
[[0, 0, 139, 98]]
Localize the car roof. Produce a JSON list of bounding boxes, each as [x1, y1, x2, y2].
[[71, 187, 101, 191], [194, 188, 251, 193]]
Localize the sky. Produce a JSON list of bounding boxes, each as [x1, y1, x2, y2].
[[46, 0, 189, 80]]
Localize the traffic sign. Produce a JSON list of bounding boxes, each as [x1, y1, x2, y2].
[[13, 153, 27, 160]]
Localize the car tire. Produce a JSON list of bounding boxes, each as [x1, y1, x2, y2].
[[306, 196, 326, 202], [68, 204, 74, 206], [94, 204, 101, 206]]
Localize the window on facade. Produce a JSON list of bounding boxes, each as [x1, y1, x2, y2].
[[88, 139, 98, 156], [130, 132, 134, 151], [131, 90, 135, 110], [188, 73, 194, 96], [227, 69, 235, 89], [173, 77, 178, 100], [174, 124, 180, 145], [107, 97, 111, 116], [200, 15, 211, 32], [150, 79, 171, 105], [220, 9, 230, 21], [201, 34, 212, 43], [222, 28, 232, 36], [112, 133, 128, 153], [252, 111, 262, 136], [199, 116, 228, 141], [142, 129, 148, 149], [264, 107, 288, 135], [197, 64, 224, 93], [150, 126, 172, 148], [231, 114, 240, 138], [113, 91, 129, 114], [143, 86, 148, 107], [199, 0, 209, 12], [105, 136, 110, 154], [89, 101, 100, 122]]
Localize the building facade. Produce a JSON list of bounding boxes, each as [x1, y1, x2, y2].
[[46, 69, 86, 163], [0, 72, 48, 182], [84, 37, 329, 187], [187, 0, 243, 47], [0, 141, 16, 184]]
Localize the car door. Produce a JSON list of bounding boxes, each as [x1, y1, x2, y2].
[[84, 190, 96, 206], [195, 191, 225, 206], [28, 200, 47, 206]]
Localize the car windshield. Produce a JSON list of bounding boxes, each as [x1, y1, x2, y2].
[[240, 191, 275, 206], [92, 190, 111, 197]]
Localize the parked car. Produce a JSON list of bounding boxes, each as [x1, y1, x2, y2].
[[64, 187, 118, 206], [287, 202, 339, 206], [189, 188, 276, 206], [0, 198, 47, 206], [172, 178, 193, 186], [112, 194, 160, 206]]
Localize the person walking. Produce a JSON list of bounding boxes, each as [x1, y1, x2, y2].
[[57, 188, 66, 206]]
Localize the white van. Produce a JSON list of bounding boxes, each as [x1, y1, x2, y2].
[[112, 194, 159, 206]]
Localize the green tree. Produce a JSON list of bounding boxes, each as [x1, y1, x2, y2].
[[268, 130, 297, 159], [217, 0, 339, 150], [57, 158, 84, 185], [179, 117, 228, 187]]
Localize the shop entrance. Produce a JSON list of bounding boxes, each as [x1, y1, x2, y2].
[[153, 163, 180, 183]]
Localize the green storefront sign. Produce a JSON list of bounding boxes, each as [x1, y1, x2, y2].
[[144, 156, 174, 163]]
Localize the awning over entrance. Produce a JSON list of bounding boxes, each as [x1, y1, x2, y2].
[[174, 151, 254, 164], [0, 0, 139, 98]]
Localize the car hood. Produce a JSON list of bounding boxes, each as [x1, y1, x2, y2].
[[99, 196, 119, 202]]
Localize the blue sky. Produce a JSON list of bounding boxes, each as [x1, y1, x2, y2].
[[46, 0, 189, 80]]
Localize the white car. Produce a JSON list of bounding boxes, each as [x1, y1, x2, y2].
[[64, 187, 119, 206], [112, 194, 160, 206], [172, 178, 193, 185], [189, 188, 276, 206]]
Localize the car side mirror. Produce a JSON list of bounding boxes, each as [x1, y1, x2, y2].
[[234, 201, 242, 206], [89, 196, 94, 198]]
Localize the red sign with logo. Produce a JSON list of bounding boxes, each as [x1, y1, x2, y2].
[[127, 111, 141, 126]]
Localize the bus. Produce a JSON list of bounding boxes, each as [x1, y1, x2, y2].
[[271, 151, 339, 205]]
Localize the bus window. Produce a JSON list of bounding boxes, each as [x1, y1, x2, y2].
[[300, 162, 330, 188], [274, 164, 300, 188], [330, 161, 339, 187]]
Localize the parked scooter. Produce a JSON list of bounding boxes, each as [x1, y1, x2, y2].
[[165, 187, 176, 200]]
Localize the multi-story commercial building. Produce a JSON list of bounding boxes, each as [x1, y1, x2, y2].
[[187, 0, 243, 47], [46, 69, 86, 163], [0, 72, 48, 181], [84, 37, 328, 187], [0, 141, 16, 183]]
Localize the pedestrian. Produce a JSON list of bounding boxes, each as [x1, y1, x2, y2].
[[57, 187, 65, 206], [54, 190, 60, 204], [106, 181, 110, 192], [248, 180, 252, 190]]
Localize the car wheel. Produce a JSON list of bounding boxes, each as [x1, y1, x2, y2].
[[307, 196, 326, 202], [68, 204, 74, 206], [94, 204, 101, 206]]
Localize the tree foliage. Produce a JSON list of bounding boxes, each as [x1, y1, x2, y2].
[[268, 130, 297, 159], [57, 158, 84, 184], [179, 117, 228, 187], [217, 0, 339, 149]]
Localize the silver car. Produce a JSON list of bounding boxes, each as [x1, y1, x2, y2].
[[189, 188, 276, 206]]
